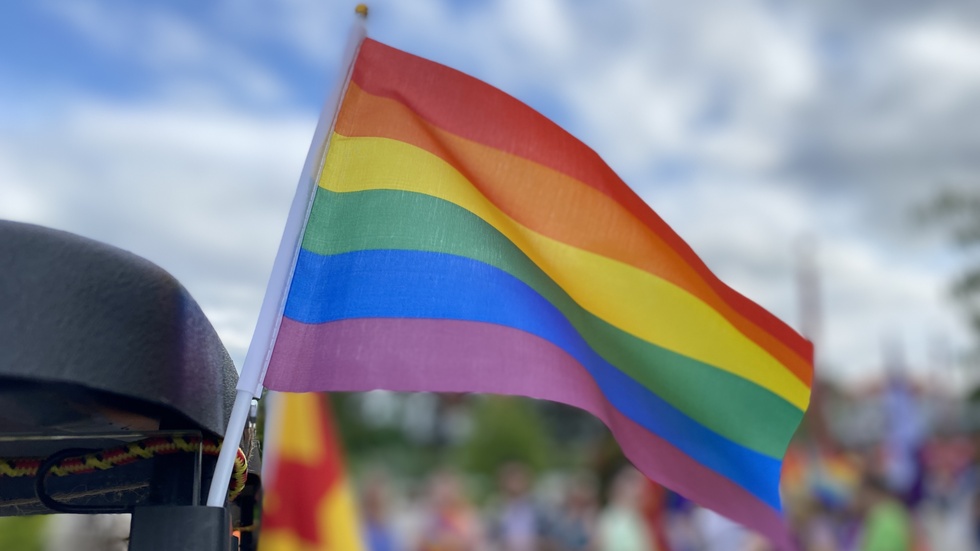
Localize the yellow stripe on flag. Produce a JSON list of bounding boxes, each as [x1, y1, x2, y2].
[[320, 135, 809, 410]]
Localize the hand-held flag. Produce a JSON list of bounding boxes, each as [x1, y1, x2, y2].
[[218, 31, 813, 550], [206, 17, 367, 509]]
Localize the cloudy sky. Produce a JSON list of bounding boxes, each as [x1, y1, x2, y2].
[[2, 0, 978, 385]]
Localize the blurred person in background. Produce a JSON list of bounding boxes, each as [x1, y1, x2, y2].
[[660, 495, 700, 551], [640, 481, 673, 551], [689, 507, 751, 551], [596, 466, 657, 551], [972, 491, 980, 551], [918, 464, 973, 551], [362, 469, 402, 551], [962, 437, 980, 551], [485, 462, 549, 551], [854, 475, 912, 551], [790, 498, 836, 551], [795, 483, 861, 551], [745, 534, 777, 551], [546, 471, 600, 551], [415, 469, 483, 551]]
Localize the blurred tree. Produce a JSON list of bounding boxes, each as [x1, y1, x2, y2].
[[456, 396, 553, 477], [329, 392, 443, 476], [536, 401, 606, 446], [0, 516, 46, 551], [920, 189, 980, 345], [310, 391, 610, 483]]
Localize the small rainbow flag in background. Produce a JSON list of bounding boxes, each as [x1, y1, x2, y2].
[[260, 37, 813, 548], [259, 392, 365, 551]]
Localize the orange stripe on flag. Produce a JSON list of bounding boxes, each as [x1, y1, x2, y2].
[[335, 82, 812, 385]]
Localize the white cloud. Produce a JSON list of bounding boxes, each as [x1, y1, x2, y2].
[[38, 0, 291, 105], [641, 176, 813, 326], [895, 18, 980, 85], [644, 174, 973, 383], [7, 0, 980, 386], [501, 0, 573, 60], [818, 236, 970, 380], [211, 0, 347, 66], [0, 97, 316, 365]]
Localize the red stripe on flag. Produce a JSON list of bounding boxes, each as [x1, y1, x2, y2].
[[351, 38, 812, 368]]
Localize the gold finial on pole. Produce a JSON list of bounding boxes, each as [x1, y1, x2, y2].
[[355, 4, 369, 18]]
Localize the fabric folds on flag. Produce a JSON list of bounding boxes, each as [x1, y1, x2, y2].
[[259, 392, 366, 551], [263, 38, 813, 548]]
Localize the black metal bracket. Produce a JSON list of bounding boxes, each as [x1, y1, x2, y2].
[[129, 506, 233, 551]]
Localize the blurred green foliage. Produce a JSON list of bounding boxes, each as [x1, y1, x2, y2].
[[920, 189, 980, 356], [329, 392, 443, 476], [322, 391, 610, 483], [456, 396, 553, 476], [0, 516, 47, 551]]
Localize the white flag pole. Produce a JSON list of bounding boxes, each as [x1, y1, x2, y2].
[[206, 10, 368, 508]]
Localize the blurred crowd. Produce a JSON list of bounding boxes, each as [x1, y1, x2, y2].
[[28, 433, 980, 551], [360, 463, 680, 551], [355, 439, 980, 551], [780, 436, 980, 551]]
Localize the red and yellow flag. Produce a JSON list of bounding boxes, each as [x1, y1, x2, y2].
[[259, 392, 365, 551]]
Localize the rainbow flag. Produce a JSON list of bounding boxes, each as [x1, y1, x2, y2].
[[259, 392, 366, 551], [263, 38, 813, 547]]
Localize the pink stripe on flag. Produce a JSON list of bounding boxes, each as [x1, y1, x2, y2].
[[266, 317, 793, 549]]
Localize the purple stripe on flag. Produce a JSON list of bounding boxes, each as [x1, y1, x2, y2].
[[266, 317, 792, 549]]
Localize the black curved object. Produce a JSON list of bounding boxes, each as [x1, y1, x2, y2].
[[0, 220, 238, 438]]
